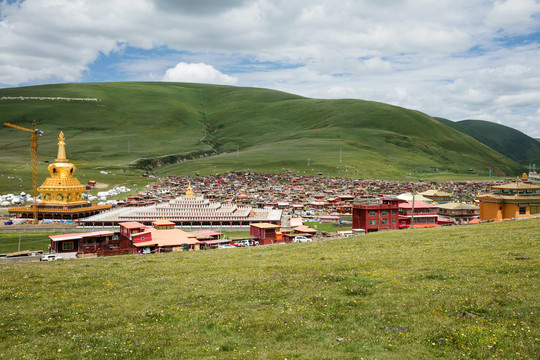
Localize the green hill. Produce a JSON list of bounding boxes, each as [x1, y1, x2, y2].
[[435, 118, 540, 164], [0, 82, 523, 191], [0, 220, 538, 359]]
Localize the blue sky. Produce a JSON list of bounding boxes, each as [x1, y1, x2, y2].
[[1, 0, 539, 137]]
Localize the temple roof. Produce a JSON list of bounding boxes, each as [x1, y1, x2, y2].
[[491, 182, 539, 190], [436, 202, 478, 210], [419, 189, 453, 197]]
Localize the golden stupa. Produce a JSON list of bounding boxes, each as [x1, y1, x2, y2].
[[185, 183, 194, 197], [8, 131, 111, 221], [38, 132, 86, 204]]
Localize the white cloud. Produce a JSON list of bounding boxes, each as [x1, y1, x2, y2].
[[162, 62, 238, 84], [486, 0, 540, 30]]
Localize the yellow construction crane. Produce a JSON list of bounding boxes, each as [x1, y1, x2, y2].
[[3, 121, 44, 224]]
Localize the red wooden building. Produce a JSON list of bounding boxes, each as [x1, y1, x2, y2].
[[250, 223, 282, 245], [352, 197, 400, 233], [119, 221, 148, 240], [49, 229, 136, 257]]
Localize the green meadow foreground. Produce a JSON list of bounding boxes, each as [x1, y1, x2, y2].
[[1, 220, 538, 359]]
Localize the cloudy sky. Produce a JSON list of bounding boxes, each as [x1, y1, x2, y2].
[[1, 0, 539, 137]]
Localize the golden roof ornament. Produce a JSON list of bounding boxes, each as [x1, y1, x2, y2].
[[185, 183, 194, 197], [56, 131, 68, 163]]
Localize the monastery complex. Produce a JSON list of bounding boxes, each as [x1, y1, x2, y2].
[[81, 184, 282, 227]]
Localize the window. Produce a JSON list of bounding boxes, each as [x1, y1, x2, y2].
[[519, 207, 526, 215], [62, 241, 74, 250], [530, 206, 539, 215], [369, 219, 376, 225], [381, 219, 388, 225], [369, 211, 376, 216], [392, 219, 397, 224], [392, 210, 397, 215], [381, 210, 388, 216]]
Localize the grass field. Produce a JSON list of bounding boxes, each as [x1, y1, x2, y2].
[[0, 219, 538, 359], [0, 232, 54, 254], [305, 221, 352, 233]]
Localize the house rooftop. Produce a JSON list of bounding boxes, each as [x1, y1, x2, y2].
[[119, 221, 146, 229], [399, 201, 436, 209], [250, 222, 281, 229], [49, 231, 115, 242]]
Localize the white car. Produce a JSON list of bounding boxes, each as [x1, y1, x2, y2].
[[40, 254, 62, 261], [293, 236, 312, 243], [218, 244, 237, 249], [236, 239, 259, 247]]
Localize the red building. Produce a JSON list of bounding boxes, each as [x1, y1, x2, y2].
[[119, 221, 148, 240], [49, 229, 136, 257], [250, 223, 282, 245], [398, 201, 440, 229], [352, 197, 400, 233]]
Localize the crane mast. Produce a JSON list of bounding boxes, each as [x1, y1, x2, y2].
[[3, 121, 44, 224]]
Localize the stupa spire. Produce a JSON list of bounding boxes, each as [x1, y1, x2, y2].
[[185, 183, 194, 197], [56, 131, 68, 163]]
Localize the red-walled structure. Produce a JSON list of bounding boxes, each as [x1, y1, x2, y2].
[[352, 197, 400, 233]]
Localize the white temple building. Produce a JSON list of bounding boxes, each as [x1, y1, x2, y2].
[[81, 184, 282, 228]]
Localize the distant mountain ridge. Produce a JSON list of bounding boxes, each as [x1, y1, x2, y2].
[[435, 118, 540, 164], [0, 82, 525, 181]]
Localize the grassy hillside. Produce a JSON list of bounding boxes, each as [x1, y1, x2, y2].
[[435, 118, 540, 164], [0, 82, 523, 193], [0, 219, 538, 359]]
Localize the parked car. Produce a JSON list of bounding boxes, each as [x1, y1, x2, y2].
[[40, 254, 62, 261], [235, 239, 259, 247], [293, 236, 312, 243], [218, 244, 237, 249]]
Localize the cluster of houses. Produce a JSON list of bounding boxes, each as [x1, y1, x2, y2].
[[49, 219, 319, 258], [42, 173, 539, 258], [103, 172, 496, 216], [352, 196, 478, 233], [99, 172, 496, 212], [94, 173, 486, 227]]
